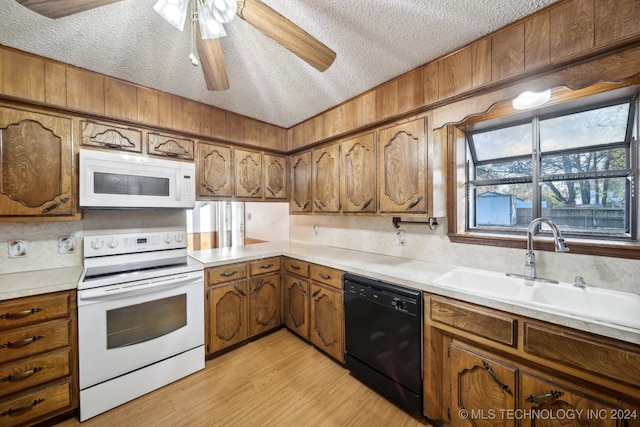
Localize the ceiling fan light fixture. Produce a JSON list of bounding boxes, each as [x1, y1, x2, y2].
[[208, 0, 237, 23], [198, 2, 227, 39], [154, 0, 190, 32]]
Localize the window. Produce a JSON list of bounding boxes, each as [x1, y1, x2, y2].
[[466, 96, 637, 239]]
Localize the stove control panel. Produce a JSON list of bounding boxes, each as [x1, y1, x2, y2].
[[84, 230, 188, 256]]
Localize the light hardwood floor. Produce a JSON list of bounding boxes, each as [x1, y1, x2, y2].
[[57, 329, 433, 427]]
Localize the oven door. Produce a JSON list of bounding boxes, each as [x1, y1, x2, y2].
[[78, 271, 204, 390]]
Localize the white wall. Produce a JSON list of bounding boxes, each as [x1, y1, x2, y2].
[[245, 202, 289, 242], [289, 215, 640, 294]]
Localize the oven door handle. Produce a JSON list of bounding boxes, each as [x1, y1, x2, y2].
[[79, 276, 197, 301]]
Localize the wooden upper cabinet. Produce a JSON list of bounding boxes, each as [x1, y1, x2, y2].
[[377, 117, 427, 213], [264, 154, 288, 199], [147, 132, 194, 160], [341, 132, 376, 213], [81, 120, 142, 153], [312, 143, 340, 213], [0, 106, 75, 217], [290, 151, 311, 213], [197, 142, 234, 198], [234, 148, 263, 199]]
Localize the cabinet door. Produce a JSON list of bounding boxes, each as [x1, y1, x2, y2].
[[290, 152, 311, 213], [449, 344, 517, 427], [234, 148, 263, 198], [309, 284, 344, 363], [248, 273, 281, 337], [81, 120, 142, 153], [520, 372, 618, 427], [198, 143, 234, 198], [206, 280, 248, 354], [283, 274, 309, 339], [264, 154, 288, 199], [0, 107, 74, 216], [148, 132, 194, 160], [312, 143, 340, 212], [377, 117, 427, 213], [341, 132, 376, 213]]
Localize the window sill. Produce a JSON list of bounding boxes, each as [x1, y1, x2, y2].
[[448, 232, 640, 260]]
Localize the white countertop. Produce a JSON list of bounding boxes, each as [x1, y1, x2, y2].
[[0, 266, 83, 301], [190, 241, 640, 345]]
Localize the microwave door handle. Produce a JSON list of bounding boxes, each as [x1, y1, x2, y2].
[[176, 170, 182, 201], [79, 276, 197, 301]]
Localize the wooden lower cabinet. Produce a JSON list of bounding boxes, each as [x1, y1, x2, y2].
[[283, 273, 310, 340], [206, 279, 249, 354], [448, 343, 517, 427], [248, 272, 281, 337], [0, 291, 76, 427], [309, 283, 344, 363]]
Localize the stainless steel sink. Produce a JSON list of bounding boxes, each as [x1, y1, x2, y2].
[[433, 267, 640, 330]]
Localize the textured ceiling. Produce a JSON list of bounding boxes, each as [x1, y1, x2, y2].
[[1, 0, 559, 128]]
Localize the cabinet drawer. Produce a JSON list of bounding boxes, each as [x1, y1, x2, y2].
[[249, 257, 281, 276], [0, 293, 70, 331], [81, 120, 142, 152], [430, 297, 516, 347], [524, 321, 640, 388], [206, 264, 247, 286], [310, 264, 343, 290], [283, 258, 309, 277], [0, 319, 71, 364], [148, 132, 194, 160], [0, 348, 71, 398], [0, 379, 71, 427]]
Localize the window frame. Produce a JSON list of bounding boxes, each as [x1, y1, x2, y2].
[[447, 84, 640, 260]]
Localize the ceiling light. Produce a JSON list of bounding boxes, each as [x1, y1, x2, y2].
[[512, 89, 551, 110]]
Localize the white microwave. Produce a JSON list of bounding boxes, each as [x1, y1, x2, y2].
[[79, 149, 196, 209]]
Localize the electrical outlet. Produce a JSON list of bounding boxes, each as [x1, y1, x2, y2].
[[312, 225, 319, 235], [395, 230, 406, 246], [8, 240, 27, 258]]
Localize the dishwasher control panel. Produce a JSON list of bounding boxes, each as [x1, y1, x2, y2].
[[344, 276, 421, 316]]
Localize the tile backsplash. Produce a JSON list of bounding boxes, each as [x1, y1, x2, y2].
[[290, 215, 640, 294]]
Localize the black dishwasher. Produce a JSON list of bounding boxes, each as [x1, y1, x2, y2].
[[343, 273, 423, 416]]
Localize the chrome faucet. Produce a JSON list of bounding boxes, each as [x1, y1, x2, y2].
[[525, 218, 569, 280]]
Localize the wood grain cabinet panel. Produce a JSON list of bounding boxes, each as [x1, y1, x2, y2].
[[81, 120, 142, 153], [147, 132, 194, 160], [283, 258, 310, 277], [309, 264, 343, 290], [0, 380, 72, 427], [312, 143, 340, 213], [377, 117, 427, 213], [290, 152, 312, 213], [0, 348, 71, 399], [0, 107, 74, 217], [264, 154, 288, 199], [524, 12, 550, 70], [283, 273, 310, 340], [309, 284, 344, 363], [492, 23, 524, 81], [197, 142, 234, 198], [0, 49, 45, 103], [449, 343, 517, 427], [549, 0, 594, 61], [520, 372, 618, 427], [249, 273, 281, 337], [206, 280, 248, 354], [249, 257, 281, 276], [0, 292, 70, 331], [595, 0, 640, 47], [206, 263, 247, 286], [341, 132, 376, 213], [234, 148, 263, 198]]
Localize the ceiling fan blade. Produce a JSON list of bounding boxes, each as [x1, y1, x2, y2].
[[15, 0, 122, 19], [237, 0, 336, 72], [196, 27, 230, 91]]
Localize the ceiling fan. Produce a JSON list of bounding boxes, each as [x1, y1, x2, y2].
[[15, 0, 336, 91]]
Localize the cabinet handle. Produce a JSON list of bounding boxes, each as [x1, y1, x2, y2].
[[1, 335, 43, 349], [0, 307, 43, 319], [314, 201, 323, 211], [162, 151, 180, 158], [406, 196, 423, 211], [253, 279, 264, 293], [251, 187, 261, 196], [1, 366, 43, 382], [202, 183, 217, 194], [0, 398, 45, 417], [290, 265, 301, 271], [360, 198, 373, 211], [100, 142, 121, 149], [525, 390, 564, 403], [259, 263, 274, 269], [319, 274, 331, 280], [482, 360, 513, 395], [267, 187, 276, 197], [302, 201, 310, 210], [312, 289, 322, 297], [41, 197, 69, 214], [298, 283, 308, 296], [220, 270, 238, 278], [233, 285, 247, 297]]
